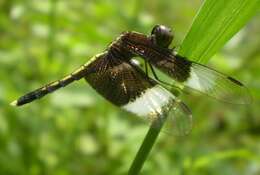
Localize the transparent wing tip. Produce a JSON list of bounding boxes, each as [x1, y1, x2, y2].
[[224, 85, 253, 105], [226, 76, 252, 105], [157, 100, 193, 136]]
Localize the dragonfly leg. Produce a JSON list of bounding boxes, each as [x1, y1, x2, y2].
[[148, 63, 171, 86], [144, 60, 148, 76]]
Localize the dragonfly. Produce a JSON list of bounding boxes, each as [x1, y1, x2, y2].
[[11, 25, 251, 135]]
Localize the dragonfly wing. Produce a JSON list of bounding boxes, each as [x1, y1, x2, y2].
[[149, 97, 193, 136], [147, 53, 251, 105], [183, 61, 252, 104], [84, 53, 192, 135]]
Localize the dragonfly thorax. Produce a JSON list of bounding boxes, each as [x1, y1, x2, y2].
[[109, 35, 135, 60]]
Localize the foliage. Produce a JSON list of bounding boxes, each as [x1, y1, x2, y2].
[[179, 0, 260, 63], [0, 0, 259, 175]]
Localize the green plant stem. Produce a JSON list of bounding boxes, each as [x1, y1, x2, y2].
[[128, 121, 164, 175]]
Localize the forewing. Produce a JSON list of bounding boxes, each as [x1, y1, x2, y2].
[[183, 62, 252, 104], [147, 54, 251, 105], [84, 53, 192, 135]]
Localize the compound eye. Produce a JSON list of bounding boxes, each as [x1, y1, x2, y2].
[[151, 25, 173, 48]]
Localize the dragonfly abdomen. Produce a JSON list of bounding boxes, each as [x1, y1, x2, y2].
[[11, 65, 89, 106]]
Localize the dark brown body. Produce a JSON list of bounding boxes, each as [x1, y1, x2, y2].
[[12, 27, 249, 107]]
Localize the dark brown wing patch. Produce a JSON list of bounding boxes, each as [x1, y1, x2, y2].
[[84, 53, 156, 106], [150, 54, 191, 82]]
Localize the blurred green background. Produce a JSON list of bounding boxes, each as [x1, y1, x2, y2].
[[0, 0, 260, 175]]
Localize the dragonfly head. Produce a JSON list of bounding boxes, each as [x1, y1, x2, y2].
[[151, 25, 173, 48]]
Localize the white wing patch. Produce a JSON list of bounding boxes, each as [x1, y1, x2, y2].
[[122, 85, 174, 118], [183, 62, 251, 104], [122, 84, 193, 135], [186, 65, 216, 92]]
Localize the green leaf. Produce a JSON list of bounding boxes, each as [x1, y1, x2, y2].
[[179, 0, 260, 63]]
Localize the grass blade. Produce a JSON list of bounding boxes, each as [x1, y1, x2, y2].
[[179, 0, 260, 63]]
